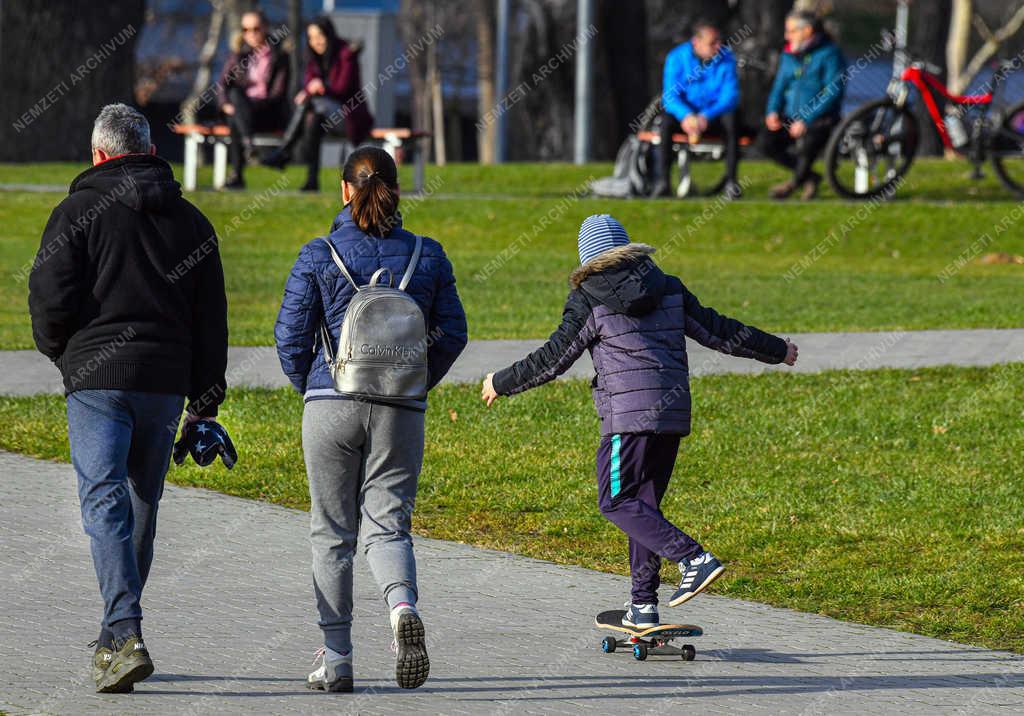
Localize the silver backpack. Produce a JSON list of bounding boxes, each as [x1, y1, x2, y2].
[[319, 236, 428, 400]]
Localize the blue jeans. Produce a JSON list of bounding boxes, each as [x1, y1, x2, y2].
[[67, 389, 184, 639]]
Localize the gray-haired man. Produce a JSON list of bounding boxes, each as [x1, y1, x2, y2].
[[28, 104, 229, 692]]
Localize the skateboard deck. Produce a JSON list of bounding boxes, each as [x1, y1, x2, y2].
[[595, 610, 702, 661]]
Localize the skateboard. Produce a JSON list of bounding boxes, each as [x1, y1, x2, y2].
[[595, 610, 703, 661]]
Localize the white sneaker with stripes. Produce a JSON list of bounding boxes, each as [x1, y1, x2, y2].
[[669, 551, 725, 607]]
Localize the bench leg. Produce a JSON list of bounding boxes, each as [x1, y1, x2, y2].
[[213, 141, 228, 190], [676, 149, 692, 198], [183, 134, 199, 192]]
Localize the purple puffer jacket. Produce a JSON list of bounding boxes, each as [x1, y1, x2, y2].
[[492, 244, 787, 436]]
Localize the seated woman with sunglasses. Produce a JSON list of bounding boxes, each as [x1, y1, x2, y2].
[[217, 9, 290, 190]]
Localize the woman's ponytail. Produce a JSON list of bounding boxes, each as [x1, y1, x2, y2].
[[342, 146, 400, 236]]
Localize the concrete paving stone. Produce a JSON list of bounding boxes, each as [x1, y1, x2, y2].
[[2, 450, 1023, 714]]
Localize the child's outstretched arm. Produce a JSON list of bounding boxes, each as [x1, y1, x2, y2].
[[682, 284, 798, 366], [481, 290, 596, 406]]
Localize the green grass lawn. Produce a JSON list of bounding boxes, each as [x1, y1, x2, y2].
[[1, 159, 1023, 349], [1, 365, 1021, 652]]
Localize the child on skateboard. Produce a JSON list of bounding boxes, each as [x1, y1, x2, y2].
[[481, 214, 798, 629]]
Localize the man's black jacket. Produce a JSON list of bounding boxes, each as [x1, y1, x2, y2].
[[28, 154, 228, 416]]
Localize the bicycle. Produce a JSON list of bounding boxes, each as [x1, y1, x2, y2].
[[823, 57, 1024, 199]]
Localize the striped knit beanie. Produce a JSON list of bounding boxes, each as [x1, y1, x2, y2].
[[578, 214, 630, 265]]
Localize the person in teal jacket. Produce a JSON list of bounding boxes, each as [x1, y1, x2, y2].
[[759, 10, 846, 200], [651, 20, 741, 199]]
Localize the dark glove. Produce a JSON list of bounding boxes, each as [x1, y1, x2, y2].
[[173, 419, 237, 469]]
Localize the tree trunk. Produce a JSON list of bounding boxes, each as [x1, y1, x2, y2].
[[288, 0, 302, 97], [399, 0, 432, 139], [0, 0, 146, 161], [910, 0, 952, 155], [946, 0, 973, 95], [180, 1, 226, 125], [428, 41, 446, 165], [958, 3, 1024, 94], [594, 0, 649, 157], [733, 0, 791, 134], [475, 0, 496, 164]]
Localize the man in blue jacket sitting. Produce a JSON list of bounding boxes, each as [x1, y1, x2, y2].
[[652, 20, 741, 199], [760, 10, 846, 200]]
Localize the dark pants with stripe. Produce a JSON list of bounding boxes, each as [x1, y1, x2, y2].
[[596, 433, 703, 605]]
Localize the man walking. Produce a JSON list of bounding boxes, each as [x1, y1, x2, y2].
[[759, 10, 846, 200], [28, 103, 229, 692], [652, 20, 742, 199]]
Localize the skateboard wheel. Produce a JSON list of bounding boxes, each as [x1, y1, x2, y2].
[[681, 644, 696, 661], [633, 644, 648, 661], [601, 636, 616, 653]]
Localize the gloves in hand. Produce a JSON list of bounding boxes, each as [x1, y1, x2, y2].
[[173, 418, 237, 469]]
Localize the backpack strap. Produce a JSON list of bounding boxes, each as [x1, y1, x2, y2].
[[398, 235, 423, 291], [319, 238, 360, 292]]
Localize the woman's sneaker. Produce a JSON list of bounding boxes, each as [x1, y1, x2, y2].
[[669, 551, 725, 607], [94, 635, 153, 693], [306, 647, 353, 693], [390, 605, 429, 689], [621, 602, 659, 630]]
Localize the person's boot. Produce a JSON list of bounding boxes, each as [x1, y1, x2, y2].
[[722, 180, 743, 199], [800, 172, 822, 200], [390, 604, 429, 689], [94, 634, 153, 693], [648, 179, 672, 198], [300, 156, 320, 192], [770, 179, 797, 200], [261, 148, 291, 170], [224, 171, 246, 190], [264, 106, 306, 170]]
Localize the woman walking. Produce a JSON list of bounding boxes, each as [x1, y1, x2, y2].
[[275, 146, 467, 691], [263, 15, 373, 191]]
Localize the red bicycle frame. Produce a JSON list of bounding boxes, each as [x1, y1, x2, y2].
[[899, 66, 993, 149]]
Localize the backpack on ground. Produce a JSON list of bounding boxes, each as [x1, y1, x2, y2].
[[318, 236, 429, 400], [590, 135, 653, 198]]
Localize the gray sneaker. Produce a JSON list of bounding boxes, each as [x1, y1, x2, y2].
[[390, 606, 429, 689], [95, 635, 153, 693], [307, 648, 354, 693]]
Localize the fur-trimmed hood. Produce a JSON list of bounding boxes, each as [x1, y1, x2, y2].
[[570, 243, 667, 318], [570, 243, 656, 288]]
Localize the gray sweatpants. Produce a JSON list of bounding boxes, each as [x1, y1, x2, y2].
[[302, 398, 425, 654]]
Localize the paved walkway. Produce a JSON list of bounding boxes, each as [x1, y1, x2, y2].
[[1, 451, 1023, 715], [2, 329, 1023, 396]]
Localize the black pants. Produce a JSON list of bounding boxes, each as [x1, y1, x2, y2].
[[656, 111, 739, 186], [596, 433, 701, 605], [225, 86, 285, 174], [758, 115, 838, 184]]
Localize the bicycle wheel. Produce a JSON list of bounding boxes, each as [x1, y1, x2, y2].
[[989, 100, 1024, 196], [825, 98, 918, 200]]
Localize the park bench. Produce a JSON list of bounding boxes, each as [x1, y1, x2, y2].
[[636, 130, 754, 197], [171, 124, 432, 193]]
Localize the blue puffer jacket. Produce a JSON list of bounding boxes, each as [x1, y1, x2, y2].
[[275, 206, 468, 399], [766, 34, 846, 122], [662, 41, 739, 122]]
